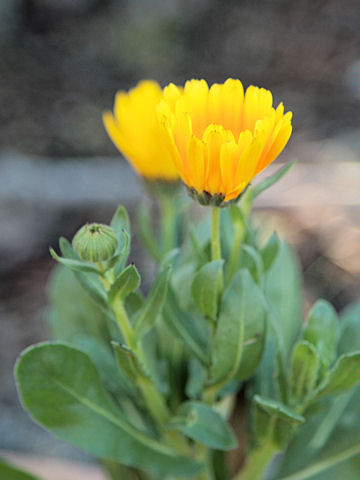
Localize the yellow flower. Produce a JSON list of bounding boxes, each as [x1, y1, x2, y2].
[[157, 79, 292, 205], [103, 80, 179, 182]]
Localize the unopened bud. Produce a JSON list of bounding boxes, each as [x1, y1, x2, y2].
[[72, 223, 118, 263]]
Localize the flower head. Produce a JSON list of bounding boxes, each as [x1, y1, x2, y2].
[[103, 81, 179, 182], [157, 79, 292, 206]]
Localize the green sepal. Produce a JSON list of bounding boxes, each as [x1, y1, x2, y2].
[[191, 260, 224, 320], [252, 159, 296, 198], [0, 458, 40, 480], [253, 395, 305, 448], [134, 266, 172, 340], [303, 299, 339, 373], [108, 264, 141, 303], [312, 351, 360, 400], [15, 342, 202, 477], [169, 401, 238, 451], [260, 233, 280, 272], [289, 340, 320, 403]]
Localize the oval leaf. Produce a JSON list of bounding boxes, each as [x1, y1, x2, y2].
[[134, 267, 171, 339], [191, 260, 224, 320], [15, 343, 202, 477], [313, 351, 360, 399], [170, 401, 237, 451], [211, 269, 266, 384], [304, 299, 339, 370], [254, 395, 304, 448], [290, 340, 320, 403], [108, 264, 141, 303], [260, 233, 280, 272]]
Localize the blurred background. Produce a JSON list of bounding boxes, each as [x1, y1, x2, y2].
[[1, 0, 360, 477]]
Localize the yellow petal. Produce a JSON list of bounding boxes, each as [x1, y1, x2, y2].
[[203, 124, 227, 195], [188, 135, 207, 192]]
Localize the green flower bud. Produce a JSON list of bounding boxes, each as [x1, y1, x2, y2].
[[72, 223, 118, 263]]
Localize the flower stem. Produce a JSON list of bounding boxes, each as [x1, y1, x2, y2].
[[225, 213, 244, 286], [211, 207, 221, 261], [234, 444, 277, 480], [160, 194, 177, 255], [211, 207, 223, 294]]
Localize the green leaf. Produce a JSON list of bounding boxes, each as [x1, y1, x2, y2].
[[313, 352, 360, 399], [304, 299, 339, 371], [338, 300, 360, 355], [186, 358, 206, 399], [57, 237, 110, 313], [124, 291, 144, 318], [47, 266, 110, 343], [108, 264, 141, 303], [0, 458, 40, 480], [105, 229, 130, 271], [211, 269, 267, 384], [162, 288, 209, 365], [50, 248, 102, 274], [111, 341, 147, 381], [289, 340, 320, 403], [73, 335, 136, 399], [170, 402, 237, 451], [111, 205, 131, 272], [171, 262, 197, 312], [260, 233, 280, 272], [253, 395, 304, 448], [134, 267, 171, 339], [74, 271, 110, 312], [191, 260, 224, 320], [15, 343, 202, 477], [241, 244, 264, 287], [264, 241, 302, 355], [274, 385, 360, 480], [59, 236, 79, 259], [252, 159, 296, 198], [159, 248, 180, 271]]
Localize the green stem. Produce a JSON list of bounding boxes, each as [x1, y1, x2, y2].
[[111, 296, 191, 455], [211, 207, 223, 294], [195, 444, 214, 480], [233, 444, 277, 480], [160, 194, 177, 255], [113, 299, 135, 349], [225, 214, 244, 286], [211, 207, 221, 261]]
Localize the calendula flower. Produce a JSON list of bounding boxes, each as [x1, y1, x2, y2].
[[103, 80, 179, 182], [157, 79, 292, 206]]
